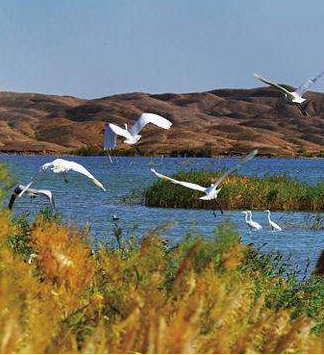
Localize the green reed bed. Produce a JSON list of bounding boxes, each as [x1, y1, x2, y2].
[[145, 170, 324, 211]]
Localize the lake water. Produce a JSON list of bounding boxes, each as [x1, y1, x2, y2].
[[1, 154, 324, 277]]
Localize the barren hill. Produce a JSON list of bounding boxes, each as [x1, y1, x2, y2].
[[1, 87, 324, 156]]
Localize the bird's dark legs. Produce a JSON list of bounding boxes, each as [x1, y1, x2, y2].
[[215, 200, 224, 215], [212, 200, 223, 217], [296, 103, 308, 116], [63, 172, 69, 183]]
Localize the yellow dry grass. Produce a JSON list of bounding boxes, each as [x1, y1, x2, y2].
[[0, 209, 323, 353]]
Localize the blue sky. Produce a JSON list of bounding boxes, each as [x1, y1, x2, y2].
[[0, 0, 323, 98]]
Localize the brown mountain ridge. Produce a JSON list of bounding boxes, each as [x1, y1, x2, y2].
[[1, 86, 324, 156]]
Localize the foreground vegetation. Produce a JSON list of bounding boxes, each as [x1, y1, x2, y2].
[[2, 212, 324, 353], [145, 170, 324, 211]]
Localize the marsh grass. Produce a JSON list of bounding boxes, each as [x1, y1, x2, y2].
[[1, 213, 324, 353], [145, 170, 324, 211]]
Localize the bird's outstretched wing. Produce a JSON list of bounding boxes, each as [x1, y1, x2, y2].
[[104, 124, 117, 150], [109, 123, 132, 140], [129, 113, 172, 136], [213, 149, 258, 187], [30, 188, 55, 210], [18, 162, 54, 197], [151, 168, 206, 192], [296, 71, 324, 96], [9, 185, 55, 210], [254, 73, 291, 95], [64, 161, 106, 191]]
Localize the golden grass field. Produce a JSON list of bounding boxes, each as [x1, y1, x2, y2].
[[0, 211, 324, 353]]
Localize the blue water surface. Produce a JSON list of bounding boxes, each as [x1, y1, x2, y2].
[[0, 154, 323, 277]]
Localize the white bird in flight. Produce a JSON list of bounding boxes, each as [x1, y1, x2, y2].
[[254, 71, 324, 116], [151, 149, 258, 200], [265, 209, 282, 231], [104, 113, 172, 150], [8, 185, 55, 211], [19, 158, 106, 198], [242, 211, 262, 231]]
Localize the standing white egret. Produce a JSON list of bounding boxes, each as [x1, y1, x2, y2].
[[247, 210, 263, 230], [19, 158, 106, 198], [265, 210, 282, 231], [105, 113, 172, 149], [242, 211, 262, 231], [254, 71, 324, 116], [8, 185, 55, 211], [151, 149, 258, 200]]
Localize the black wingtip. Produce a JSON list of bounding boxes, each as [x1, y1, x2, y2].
[[8, 193, 17, 210]]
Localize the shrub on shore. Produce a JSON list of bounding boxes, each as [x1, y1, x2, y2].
[[70, 145, 241, 157], [145, 170, 324, 211], [70, 145, 157, 157]]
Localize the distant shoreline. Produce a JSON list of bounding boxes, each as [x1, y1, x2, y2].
[[1, 150, 324, 159]]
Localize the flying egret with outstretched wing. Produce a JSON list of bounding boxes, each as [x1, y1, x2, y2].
[[254, 71, 324, 116], [19, 158, 106, 198], [151, 149, 258, 201], [106, 113, 172, 149]]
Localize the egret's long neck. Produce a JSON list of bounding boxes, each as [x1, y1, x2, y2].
[[267, 211, 271, 222], [244, 212, 249, 223]]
